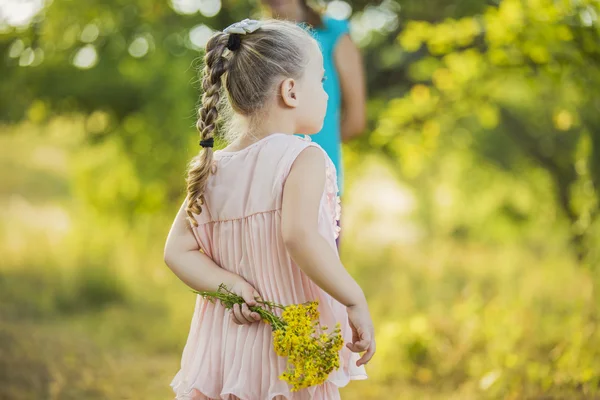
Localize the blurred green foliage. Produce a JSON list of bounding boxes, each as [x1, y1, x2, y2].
[[1, 0, 599, 398], [377, 0, 600, 262]]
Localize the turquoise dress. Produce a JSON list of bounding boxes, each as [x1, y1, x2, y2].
[[309, 16, 350, 193]]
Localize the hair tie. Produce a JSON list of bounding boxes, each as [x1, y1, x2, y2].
[[223, 19, 262, 52], [226, 34, 242, 51], [199, 137, 214, 148], [223, 19, 262, 35]]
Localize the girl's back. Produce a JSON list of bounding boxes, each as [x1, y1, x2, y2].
[[171, 134, 366, 399]]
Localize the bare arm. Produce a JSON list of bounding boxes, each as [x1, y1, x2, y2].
[[164, 201, 245, 292], [334, 35, 367, 143], [282, 146, 375, 365], [164, 201, 263, 325], [281, 147, 365, 307]]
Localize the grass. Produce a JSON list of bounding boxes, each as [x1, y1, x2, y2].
[[2, 231, 598, 399], [1, 124, 599, 399]]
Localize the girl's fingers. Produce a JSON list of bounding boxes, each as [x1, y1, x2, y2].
[[229, 310, 240, 325], [357, 340, 376, 366], [229, 303, 260, 325], [231, 304, 245, 325], [241, 288, 258, 306], [241, 303, 257, 323], [230, 302, 261, 325], [230, 305, 239, 325], [346, 338, 370, 353]]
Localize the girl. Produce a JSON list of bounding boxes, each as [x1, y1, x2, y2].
[[263, 0, 367, 193], [164, 19, 375, 400]]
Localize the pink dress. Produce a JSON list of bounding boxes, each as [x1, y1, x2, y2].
[[170, 133, 367, 400]]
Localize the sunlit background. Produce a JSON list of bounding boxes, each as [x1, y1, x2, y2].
[[1, 0, 599, 398]]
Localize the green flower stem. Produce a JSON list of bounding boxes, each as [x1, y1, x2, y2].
[[192, 284, 287, 331]]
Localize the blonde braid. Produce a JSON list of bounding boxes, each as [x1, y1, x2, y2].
[[185, 33, 229, 226]]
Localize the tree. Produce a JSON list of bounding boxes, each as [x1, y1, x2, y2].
[[372, 0, 600, 262]]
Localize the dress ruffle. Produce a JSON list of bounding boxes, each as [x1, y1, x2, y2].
[[302, 135, 342, 240]]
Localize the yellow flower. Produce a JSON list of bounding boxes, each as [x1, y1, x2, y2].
[[198, 286, 343, 392], [274, 301, 344, 391]]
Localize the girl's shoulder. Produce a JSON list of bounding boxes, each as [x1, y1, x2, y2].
[[263, 134, 333, 180], [263, 133, 319, 153]]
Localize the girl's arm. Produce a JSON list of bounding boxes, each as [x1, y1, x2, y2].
[[334, 35, 367, 142], [164, 201, 261, 324], [281, 149, 364, 307], [281, 147, 375, 365]]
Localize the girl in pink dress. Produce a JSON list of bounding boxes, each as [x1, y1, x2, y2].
[[164, 19, 375, 400]]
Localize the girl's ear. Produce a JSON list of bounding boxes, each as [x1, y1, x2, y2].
[[280, 78, 299, 108]]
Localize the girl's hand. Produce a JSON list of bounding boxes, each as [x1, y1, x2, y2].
[[228, 280, 262, 325], [346, 302, 376, 366]]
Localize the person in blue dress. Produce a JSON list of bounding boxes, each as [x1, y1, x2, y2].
[[262, 0, 367, 193]]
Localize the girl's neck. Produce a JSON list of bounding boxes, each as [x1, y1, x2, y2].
[[225, 115, 297, 151]]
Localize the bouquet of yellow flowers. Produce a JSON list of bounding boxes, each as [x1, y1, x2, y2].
[[193, 284, 344, 391]]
